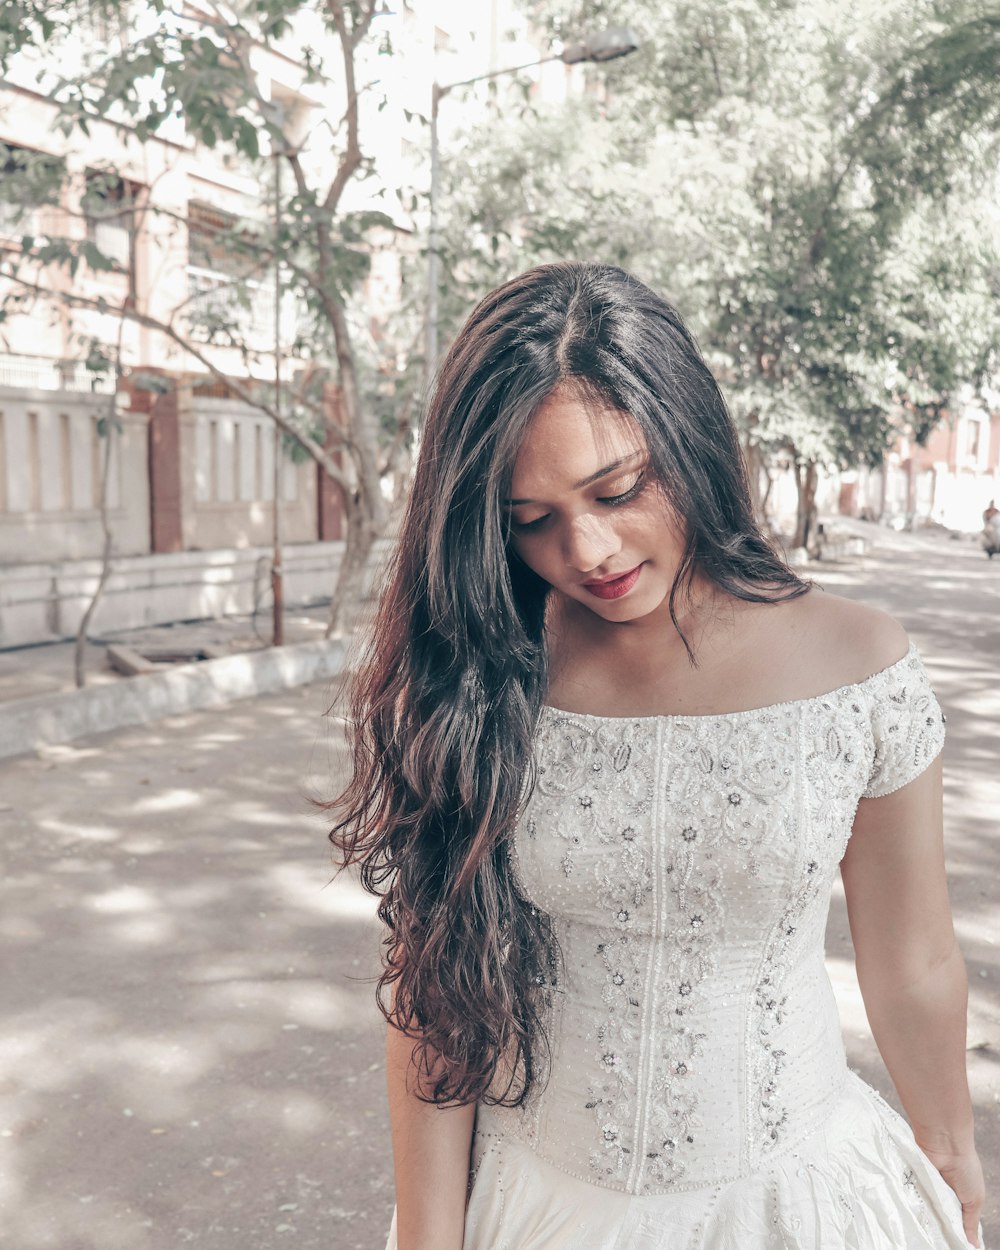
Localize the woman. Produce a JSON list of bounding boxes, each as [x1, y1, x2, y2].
[[329, 262, 986, 1249]]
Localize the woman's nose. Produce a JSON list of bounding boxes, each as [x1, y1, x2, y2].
[[562, 513, 621, 573]]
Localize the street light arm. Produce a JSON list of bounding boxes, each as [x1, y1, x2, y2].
[[425, 25, 642, 381], [434, 24, 641, 97], [434, 54, 563, 100]]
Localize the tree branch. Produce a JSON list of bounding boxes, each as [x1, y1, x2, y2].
[[2, 268, 356, 491], [322, 0, 367, 216]]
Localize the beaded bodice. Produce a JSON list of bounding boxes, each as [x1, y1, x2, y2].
[[479, 643, 945, 1197]]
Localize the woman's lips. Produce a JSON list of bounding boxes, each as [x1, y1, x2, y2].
[[583, 564, 643, 600]]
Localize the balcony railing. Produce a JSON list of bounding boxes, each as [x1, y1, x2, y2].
[[0, 353, 115, 393], [185, 264, 278, 343], [184, 265, 307, 355]]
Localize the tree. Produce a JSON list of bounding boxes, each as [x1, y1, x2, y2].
[[433, 0, 1000, 547], [0, 0, 423, 638]]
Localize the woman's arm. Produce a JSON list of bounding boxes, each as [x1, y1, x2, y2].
[[840, 754, 985, 1247], [385, 1018, 477, 1250]]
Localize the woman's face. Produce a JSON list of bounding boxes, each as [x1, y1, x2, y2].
[[506, 385, 686, 627]]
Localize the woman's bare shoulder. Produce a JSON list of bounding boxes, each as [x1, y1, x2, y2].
[[785, 587, 911, 686]]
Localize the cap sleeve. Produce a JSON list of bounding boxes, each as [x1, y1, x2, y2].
[[862, 644, 946, 799]]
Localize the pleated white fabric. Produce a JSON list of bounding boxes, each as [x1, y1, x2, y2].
[[384, 1073, 983, 1250], [451, 1072, 981, 1250]]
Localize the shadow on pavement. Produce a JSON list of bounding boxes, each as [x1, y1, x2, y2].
[[1, 685, 393, 1250]]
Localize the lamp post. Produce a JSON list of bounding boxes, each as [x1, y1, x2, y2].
[[426, 26, 641, 381], [261, 97, 290, 647], [272, 105, 284, 647]]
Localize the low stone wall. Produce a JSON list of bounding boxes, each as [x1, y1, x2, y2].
[[0, 538, 396, 648], [0, 637, 348, 761]]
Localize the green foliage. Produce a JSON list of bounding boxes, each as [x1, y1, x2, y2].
[[0, 144, 65, 214], [0, 0, 414, 500], [282, 423, 324, 463], [433, 0, 1000, 477], [95, 413, 124, 437], [0, 2, 64, 62], [4, 234, 123, 279], [857, 11, 1000, 206], [130, 370, 173, 395]]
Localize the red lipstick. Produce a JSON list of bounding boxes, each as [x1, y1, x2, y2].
[[583, 563, 643, 600]]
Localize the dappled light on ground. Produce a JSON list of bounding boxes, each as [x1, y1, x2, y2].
[[817, 527, 1000, 1239], [0, 683, 392, 1250], [129, 788, 204, 815]]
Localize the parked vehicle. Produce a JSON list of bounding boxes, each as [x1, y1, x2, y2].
[[982, 514, 1000, 559]]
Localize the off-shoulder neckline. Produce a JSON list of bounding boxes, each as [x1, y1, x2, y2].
[[539, 640, 919, 726]]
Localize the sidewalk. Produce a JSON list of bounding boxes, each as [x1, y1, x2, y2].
[[1, 515, 983, 710], [0, 676, 391, 1250], [0, 515, 988, 760], [0, 605, 332, 706], [0, 605, 353, 761]]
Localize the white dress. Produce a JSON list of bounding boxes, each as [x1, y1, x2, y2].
[[384, 643, 985, 1249]]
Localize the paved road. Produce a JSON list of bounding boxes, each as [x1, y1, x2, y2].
[[0, 520, 996, 1250], [818, 522, 1000, 1244], [0, 683, 393, 1250]]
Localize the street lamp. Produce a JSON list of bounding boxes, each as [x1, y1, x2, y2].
[[260, 96, 296, 647], [561, 28, 642, 64], [426, 26, 642, 378]]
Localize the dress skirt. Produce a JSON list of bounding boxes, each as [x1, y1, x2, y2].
[[383, 1070, 984, 1250]]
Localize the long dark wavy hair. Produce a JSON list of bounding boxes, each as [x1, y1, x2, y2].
[[327, 261, 809, 1108]]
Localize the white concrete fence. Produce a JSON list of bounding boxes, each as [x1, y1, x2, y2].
[[0, 539, 396, 649], [0, 385, 150, 565], [0, 382, 343, 647]]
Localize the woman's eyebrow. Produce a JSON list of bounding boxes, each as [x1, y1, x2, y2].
[[506, 450, 645, 506]]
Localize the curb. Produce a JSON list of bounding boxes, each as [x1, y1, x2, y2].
[[0, 638, 347, 762]]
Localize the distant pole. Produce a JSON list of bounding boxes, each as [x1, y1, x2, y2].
[[271, 118, 284, 648], [424, 29, 640, 384], [426, 81, 442, 391]]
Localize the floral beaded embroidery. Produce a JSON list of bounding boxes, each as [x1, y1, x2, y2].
[[500, 644, 947, 1196], [863, 650, 946, 798]]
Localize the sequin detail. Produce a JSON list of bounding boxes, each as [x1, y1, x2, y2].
[[492, 643, 946, 1196]]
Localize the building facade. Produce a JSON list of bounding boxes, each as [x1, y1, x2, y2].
[[763, 393, 1000, 535], [0, 1, 546, 643]]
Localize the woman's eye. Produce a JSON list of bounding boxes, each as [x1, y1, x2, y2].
[[512, 514, 549, 532], [510, 474, 646, 534], [600, 474, 645, 506]]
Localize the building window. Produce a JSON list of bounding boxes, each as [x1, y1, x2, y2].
[[83, 169, 138, 288], [964, 418, 983, 464], [188, 200, 242, 275], [0, 143, 63, 242], [186, 199, 274, 340]]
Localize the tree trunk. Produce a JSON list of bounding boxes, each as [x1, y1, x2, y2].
[[74, 404, 116, 688], [760, 461, 774, 517], [326, 297, 387, 538], [793, 460, 820, 553], [325, 495, 379, 640], [742, 434, 772, 526]]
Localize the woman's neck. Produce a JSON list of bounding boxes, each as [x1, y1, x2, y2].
[[548, 572, 731, 664]]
